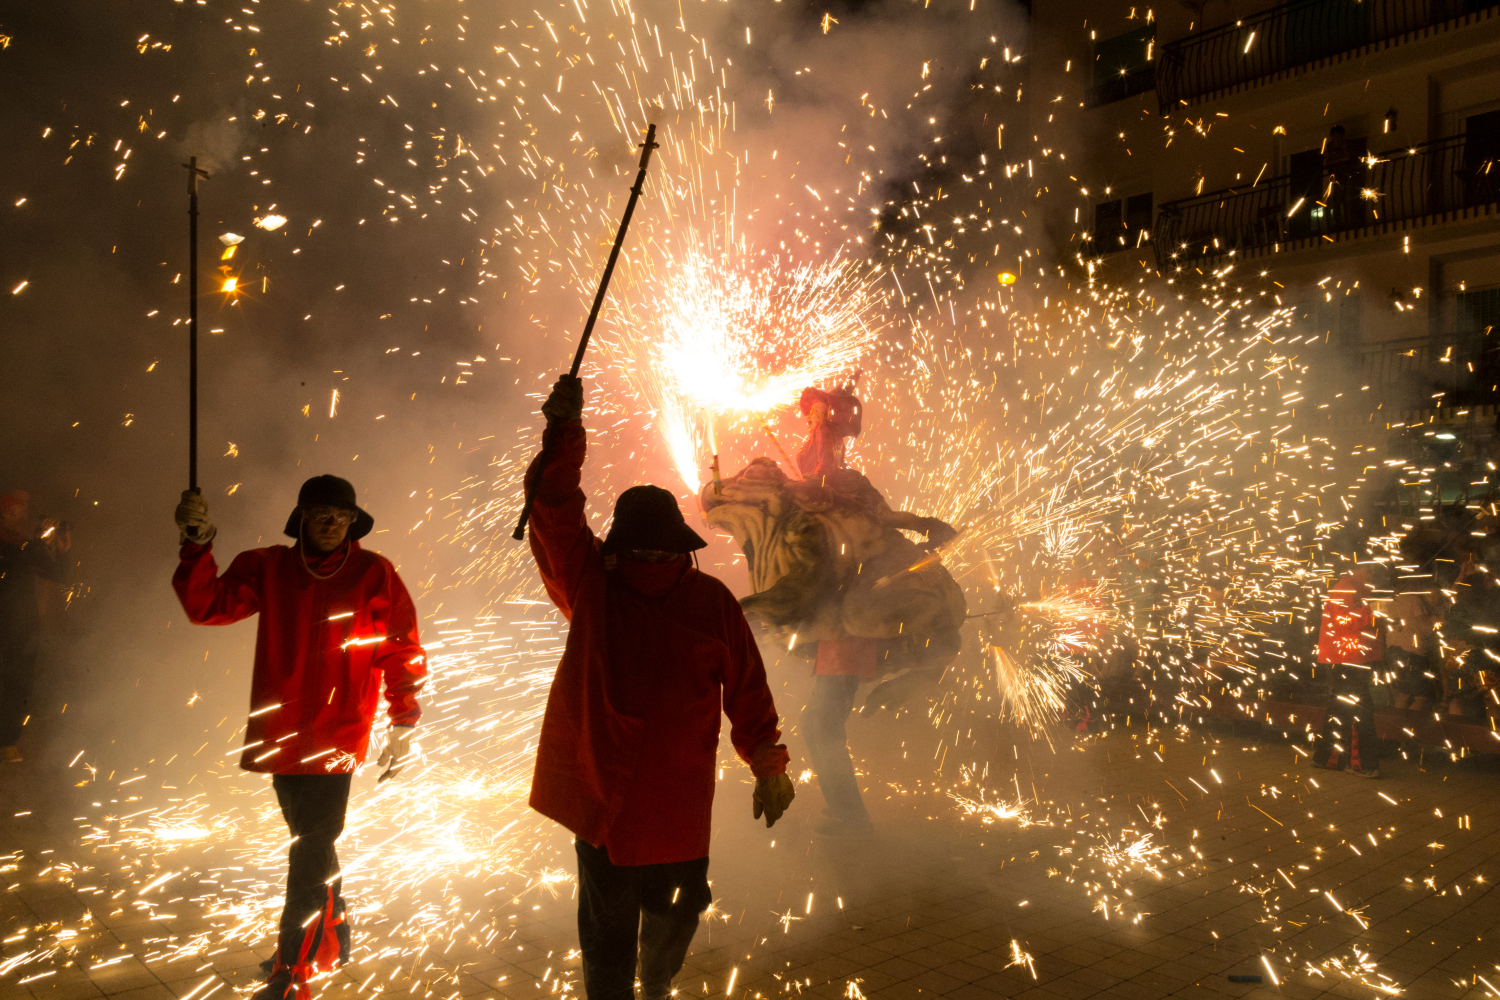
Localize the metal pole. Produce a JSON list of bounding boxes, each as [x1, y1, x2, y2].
[[512, 124, 659, 541], [184, 156, 209, 494]]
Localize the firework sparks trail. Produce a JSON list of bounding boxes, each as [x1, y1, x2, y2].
[[1004, 939, 1037, 979], [5, 0, 1472, 995], [1306, 946, 1403, 995], [602, 246, 887, 494], [3, 619, 578, 989], [988, 645, 1085, 745]]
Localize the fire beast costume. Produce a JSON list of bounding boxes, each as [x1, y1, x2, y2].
[[706, 385, 959, 837], [172, 476, 426, 999], [524, 374, 792, 1000]]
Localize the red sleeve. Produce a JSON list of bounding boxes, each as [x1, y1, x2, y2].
[[719, 591, 783, 775], [172, 542, 264, 625], [525, 420, 600, 620], [373, 565, 427, 727]]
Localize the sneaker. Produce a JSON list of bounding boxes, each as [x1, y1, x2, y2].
[[251, 970, 296, 1000], [1347, 766, 1380, 779], [1309, 757, 1339, 770], [2, 746, 21, 764]]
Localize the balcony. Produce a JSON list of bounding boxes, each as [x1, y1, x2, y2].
[[1355, 314, 1500, 407], [1153, 129, 1500, 270], [1156, 0, 1499, 113]]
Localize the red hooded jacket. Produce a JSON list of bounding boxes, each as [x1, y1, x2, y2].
[[173, 539, 426, 774], [1316, 571, 1385, 667], [526, 421, 785, 865]]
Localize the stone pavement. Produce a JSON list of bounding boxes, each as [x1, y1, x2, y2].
[[2, 710, 1499, 1000]]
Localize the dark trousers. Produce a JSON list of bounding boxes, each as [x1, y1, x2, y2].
[[1388, 649, 1439, 700], [1313, 667, 1378, 771], [802, 674, 870, 823], [0, 637, 40, 747], [574, 840, 710, 1000], [272, 774, 352, 965]]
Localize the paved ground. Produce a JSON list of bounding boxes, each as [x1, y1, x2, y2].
[[2, 703, 1499, 1000]]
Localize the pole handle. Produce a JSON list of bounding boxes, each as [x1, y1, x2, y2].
[[513, 124, 658, 541], [184, 156, 209, 494]]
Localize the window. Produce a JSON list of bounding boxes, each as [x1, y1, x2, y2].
[[1454, 287, 1500, 402], [1463, 110, 1500, 208], [1090, 193, 1153, 254], [1089, 25, 1155, 107]]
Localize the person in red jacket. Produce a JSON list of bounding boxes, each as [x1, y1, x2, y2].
[[525, 375, 795, 1000], [1312, 561, 1388, 778], [172, 476, 427, 1000]]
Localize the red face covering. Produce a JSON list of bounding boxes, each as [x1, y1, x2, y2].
[[300, 527, 353, 576], [619, 555, 688, 597]]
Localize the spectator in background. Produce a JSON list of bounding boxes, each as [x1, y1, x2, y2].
[[1386, 567, 1445, 712], [1313, 561, 1389, 778], [0, 491, 71, 763], [1440, 558, 1500, 718], [1323, 125, 1358, 229]]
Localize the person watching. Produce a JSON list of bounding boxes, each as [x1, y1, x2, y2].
[[0, 491, 70, 763]]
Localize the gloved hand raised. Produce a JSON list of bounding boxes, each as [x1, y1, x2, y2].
[[753, 774, 795, 828], [918, 517, 958, 548], [175, 489, 217, 545], [541, 374, 584, 424], [376, 725, 415, 781]]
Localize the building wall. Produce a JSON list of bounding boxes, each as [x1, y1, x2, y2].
[[1027, 1, 1500, 379]]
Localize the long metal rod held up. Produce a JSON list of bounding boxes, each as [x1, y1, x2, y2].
[[184, 156, 210, 496], [512, 123, 658, 541]]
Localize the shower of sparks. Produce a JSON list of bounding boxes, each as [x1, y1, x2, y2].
[[656, 249, 882, 416], [604, 244, 886, 493], [1004, 939, 1037, 979], [1306, 946, 1402, 994], [988, 645, 1084, 745], [4, 0, 1482, 996]]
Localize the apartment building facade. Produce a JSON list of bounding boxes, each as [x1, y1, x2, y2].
[[1030, 0, 1500, 431]]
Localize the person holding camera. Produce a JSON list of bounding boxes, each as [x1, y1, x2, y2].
[[0, 491, 71, 763]]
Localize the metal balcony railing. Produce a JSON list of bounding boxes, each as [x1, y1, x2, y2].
[[1353, 329, 1500, 407], [1153, 132, 1500, 270], [1156, 0, 1497, 112], [1359, 336, 1432, 388]]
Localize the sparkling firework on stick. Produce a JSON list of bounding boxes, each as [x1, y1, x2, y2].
[[182, 156, 210, 527], [512, 123, 659, 541], [758, 419, 804, 481]]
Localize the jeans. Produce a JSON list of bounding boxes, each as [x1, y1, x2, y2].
[[574, 840, 710, 1000], [0, 635, 40, 747], [802, 674, 870, 823], [272, 773, 352, 966], [1313, 666, 1378, 771]]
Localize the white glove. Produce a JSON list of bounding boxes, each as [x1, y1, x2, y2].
[[376, 725, 415, 779], [175, 489, 216, 545], [752, 773, 796, 828]]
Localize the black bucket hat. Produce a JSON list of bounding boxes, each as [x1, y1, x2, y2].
[[601, 485, 706, 555], [283, 474, 374, 542]]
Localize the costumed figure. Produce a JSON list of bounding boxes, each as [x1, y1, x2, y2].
[[701, 385, 965, 836], [523, 374, 794, 1000], [172, 477, 427, 1000]]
